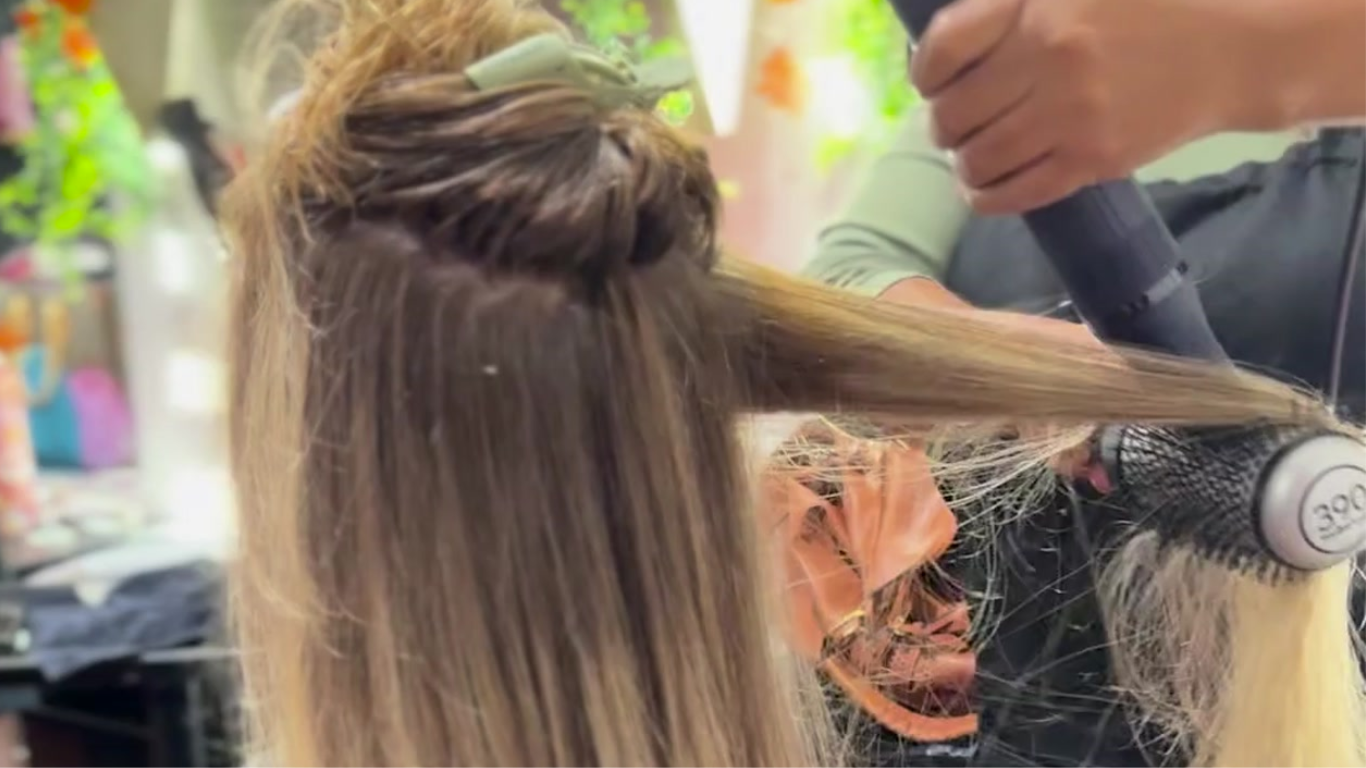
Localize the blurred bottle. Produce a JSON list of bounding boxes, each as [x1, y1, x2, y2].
[[0, 333, 40, 552], [114, 125, 233, 552]]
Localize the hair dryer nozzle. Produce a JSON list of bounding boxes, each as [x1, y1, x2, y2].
[[1101, 425, 1366, 577]]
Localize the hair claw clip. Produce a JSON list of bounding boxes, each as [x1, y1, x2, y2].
[[464, 34, 692, 110]]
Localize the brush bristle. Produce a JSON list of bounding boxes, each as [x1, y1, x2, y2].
[[1106, 424, 1319, 583]]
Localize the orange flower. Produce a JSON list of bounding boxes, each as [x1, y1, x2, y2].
[[0, 325, 23, 355], [755, 47, 808, 115], [61, 22, 99, 67], [53, 0, 94, 15], [13, 7, 40, 34]]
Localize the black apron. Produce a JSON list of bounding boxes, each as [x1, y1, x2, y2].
[[943, 129, 1366, 767]]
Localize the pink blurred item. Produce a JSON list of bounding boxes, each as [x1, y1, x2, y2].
[[64, 367, 134, 469], [0, 36, 34, 141], [0, 249, 35, 283]]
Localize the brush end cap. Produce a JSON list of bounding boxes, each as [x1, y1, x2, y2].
[[1259, 434, 1366, 571]]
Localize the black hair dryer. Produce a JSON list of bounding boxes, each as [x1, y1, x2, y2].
[[885, 0, 1366, 573]]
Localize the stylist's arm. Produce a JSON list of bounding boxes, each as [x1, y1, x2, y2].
[[911, 0, 1366, 214]]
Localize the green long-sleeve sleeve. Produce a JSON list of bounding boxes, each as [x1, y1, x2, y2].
[[801, 110, 967, 296], [804, 105, 1303, 298]]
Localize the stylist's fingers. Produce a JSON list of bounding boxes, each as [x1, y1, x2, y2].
[[964, 154, 1092, 215], [951, 95, 1051, 189], [1050, 440, 1113, 492], [910, 0, 1024, 96], [925, 31, 1032, 149]]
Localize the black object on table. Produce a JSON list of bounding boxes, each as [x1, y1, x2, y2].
[[0, 645, 238, 768], [0, 562, 237, 767]]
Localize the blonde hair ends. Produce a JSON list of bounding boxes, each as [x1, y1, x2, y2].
[[1101, 534, 1366, 766], [224, 0, 1366, 765], [1212, 567, 1365, 766]]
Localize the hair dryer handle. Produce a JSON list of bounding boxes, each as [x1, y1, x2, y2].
[[1029, 183, 1227, 359]]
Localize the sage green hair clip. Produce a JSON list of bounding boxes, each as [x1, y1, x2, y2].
[[464, 33, 693, 118]]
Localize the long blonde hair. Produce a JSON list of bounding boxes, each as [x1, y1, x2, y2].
[[222, 1, 1363, 765]]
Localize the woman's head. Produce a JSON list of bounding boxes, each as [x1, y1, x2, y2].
[[227, 2, 811, 765], [224, 1, 1344, 765]]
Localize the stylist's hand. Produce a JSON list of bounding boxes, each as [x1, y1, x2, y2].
[[910, 0, 1242, 214], [880, 277, 1101, 348]]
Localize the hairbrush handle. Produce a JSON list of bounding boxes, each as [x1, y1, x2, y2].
[[887, 0, 1227, 361]]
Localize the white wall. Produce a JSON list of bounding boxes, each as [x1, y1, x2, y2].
[[92, 0, 271, 135]]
